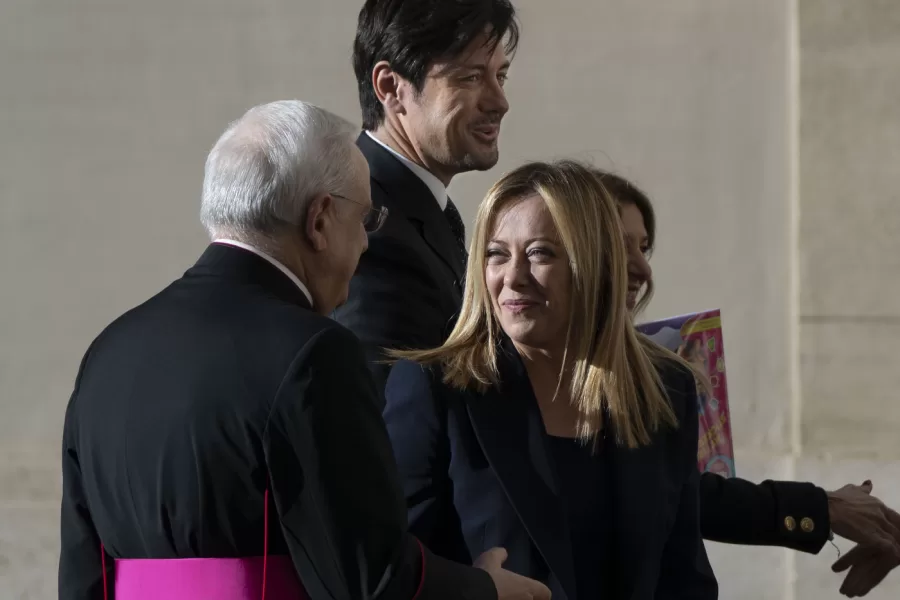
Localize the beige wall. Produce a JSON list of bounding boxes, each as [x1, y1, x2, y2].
[[1, 0, 897, 598], [799, 0, 900, 459]]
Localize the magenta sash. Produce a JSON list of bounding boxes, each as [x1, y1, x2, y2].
[[114, 556, 306, 599], [102, 489, 307, 599]]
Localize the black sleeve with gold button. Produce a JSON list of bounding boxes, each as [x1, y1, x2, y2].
[[699, 475, 831, 554]]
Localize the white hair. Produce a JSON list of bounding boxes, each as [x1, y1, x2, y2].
[[200, 100, 360, 239]]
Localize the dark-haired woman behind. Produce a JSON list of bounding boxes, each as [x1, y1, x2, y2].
[[384, 160, 717, 600]]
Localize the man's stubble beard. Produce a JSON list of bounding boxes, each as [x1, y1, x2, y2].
[[454, 142, 501, 174]]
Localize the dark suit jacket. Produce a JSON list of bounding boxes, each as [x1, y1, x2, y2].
[[333, 133, 465, 404], [383, 341, 719, 600], [59, 243, 495, 600], [699, 473, 830, 553]]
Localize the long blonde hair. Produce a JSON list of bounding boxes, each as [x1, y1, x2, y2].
[[394, 160, 689, 448], [590, 167, 712, 395]]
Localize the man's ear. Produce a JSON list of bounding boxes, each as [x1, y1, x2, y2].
[[304, 193, 333, 252], [372, 61, 406, 116]]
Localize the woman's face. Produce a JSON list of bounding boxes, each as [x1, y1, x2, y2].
[[620, 202, 653, 313], [485, 194, 572, 353]]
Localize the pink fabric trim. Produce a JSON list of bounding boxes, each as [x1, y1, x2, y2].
[[104, 484, 309, 599], [101, 543, 108, 600], [263, 488, 270, 600], [114, 556, 306, 600], [412, 538, 426, 600]]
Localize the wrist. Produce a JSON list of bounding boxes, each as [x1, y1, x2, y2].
[[826, 490, 842, 537]]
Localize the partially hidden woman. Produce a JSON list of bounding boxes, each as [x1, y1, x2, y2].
[[383, 160, 719, 600], [597, 168, 900, 598]]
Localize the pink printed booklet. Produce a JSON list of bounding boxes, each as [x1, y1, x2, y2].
[[636, 309, 736, 478]]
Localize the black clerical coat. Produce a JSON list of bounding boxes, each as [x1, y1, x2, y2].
[[59, 243, 495, 600]]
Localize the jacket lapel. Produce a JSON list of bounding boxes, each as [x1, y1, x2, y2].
[[608, 427, 673, 598], [465, 343, 577, 600], [421, 200, 467, 285], [357, 133, 466, 284]]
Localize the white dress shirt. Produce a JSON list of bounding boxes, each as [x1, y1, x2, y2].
[[364, 131, 448, 210], [213, 239, 314, 307]]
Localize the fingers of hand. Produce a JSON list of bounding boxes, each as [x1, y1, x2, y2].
[[832, 546, 869, 573], [835, 546, 899, 597], [476, 546, 508, 569], [493, 547, 509, 565], [839, 560, 892, 598], [840, 563, 875, 598], [842, 510, 899, 553], [880, 508, 900, 553], [870, 512, 900, 556], [530, 580, 551, 600]]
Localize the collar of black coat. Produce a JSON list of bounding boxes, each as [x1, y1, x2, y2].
[[190, 243, 313, 311]]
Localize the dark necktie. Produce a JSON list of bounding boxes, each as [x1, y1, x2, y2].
[[444, 198, 468, 262]]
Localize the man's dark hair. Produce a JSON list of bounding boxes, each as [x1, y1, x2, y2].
[[353, 0, 520, 131]]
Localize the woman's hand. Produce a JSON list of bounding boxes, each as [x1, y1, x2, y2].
[[827, 481, 900, 555]]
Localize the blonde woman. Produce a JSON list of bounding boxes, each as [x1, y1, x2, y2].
[[383, 160, 717, 600]]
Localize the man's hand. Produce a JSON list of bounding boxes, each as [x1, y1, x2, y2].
[[832, 544, 900, 597], [475, 547, 552, 600], [827, 481, 900, 556]]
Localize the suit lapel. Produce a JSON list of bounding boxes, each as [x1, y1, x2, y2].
[[357, 133, 465, 283], [465, 344, 577, 600]]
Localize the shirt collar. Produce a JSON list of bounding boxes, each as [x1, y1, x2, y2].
[[212, 239, 314, 307], [364, 131, 448, 210]]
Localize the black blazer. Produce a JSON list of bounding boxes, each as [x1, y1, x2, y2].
[[384, 342, 718, 600], [59, 243, 495, 600], [333, 133, 465, 403], [699, 473, 830, 553]]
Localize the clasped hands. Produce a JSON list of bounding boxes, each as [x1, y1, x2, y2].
[[827, 481, 900, 597]]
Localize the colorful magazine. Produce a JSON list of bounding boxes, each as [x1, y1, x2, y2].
[[636, 309, 736, 478]]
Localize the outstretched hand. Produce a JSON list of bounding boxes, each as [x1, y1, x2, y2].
[[827, 481, 900, 555], [827, 481, 900, 596]]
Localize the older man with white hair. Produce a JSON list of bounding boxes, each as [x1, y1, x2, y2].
[[58, 100, 549, 600]]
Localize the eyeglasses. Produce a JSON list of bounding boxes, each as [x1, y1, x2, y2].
[[332, 194, 389, 233]]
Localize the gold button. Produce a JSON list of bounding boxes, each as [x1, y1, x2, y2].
[[801, 518, 815, 533], [784, 516, 796, 531]]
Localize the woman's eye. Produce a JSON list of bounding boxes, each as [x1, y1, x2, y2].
[[528, 247, 553, 259], [485, 249, 506, 262]]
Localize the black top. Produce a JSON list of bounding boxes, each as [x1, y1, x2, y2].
[[59, 243, 496, 600], [548, 435, 616, 599]]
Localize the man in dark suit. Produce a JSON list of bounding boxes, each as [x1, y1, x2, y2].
[[333, 0, 516, 396], [59, 100, 549, 600]]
